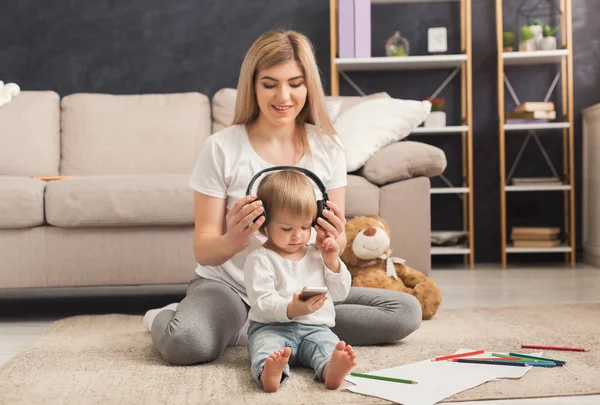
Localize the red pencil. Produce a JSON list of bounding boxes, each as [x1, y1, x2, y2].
[[521, 344, 587, 352], [432, 350, 485, 362]]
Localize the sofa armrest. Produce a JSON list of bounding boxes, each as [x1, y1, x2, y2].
[[380, 177, 431, 274], [360, 141, 447, 186]]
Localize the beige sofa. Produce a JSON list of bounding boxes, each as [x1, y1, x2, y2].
[[0, 90, 445, 292]]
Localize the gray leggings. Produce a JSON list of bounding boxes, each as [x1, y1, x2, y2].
[[151, 277, 422, 365]]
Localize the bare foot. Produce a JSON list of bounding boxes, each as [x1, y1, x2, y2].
[[323, 341, 358, 389], [260, 347, 291, 392]]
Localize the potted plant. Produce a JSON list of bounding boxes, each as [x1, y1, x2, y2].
[[519, 26, 535, 52], [541, 25, 559, 50], [503, 32, 515, 52], [528, 18, 544, 49], [424, 98, 446, 128]]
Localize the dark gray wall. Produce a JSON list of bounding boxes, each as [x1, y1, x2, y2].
[[2, 0, 599, 263]]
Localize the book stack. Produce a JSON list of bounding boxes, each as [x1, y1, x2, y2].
[[338, 0, 371, 58], [510, 227, 561, 248], [506, 102, 556, 124], [511, 177, 562, 186]]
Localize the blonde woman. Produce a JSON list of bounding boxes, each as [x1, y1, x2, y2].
[[144, 30, 422, 366]]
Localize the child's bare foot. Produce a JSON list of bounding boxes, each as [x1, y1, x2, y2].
[[260, 347, 291, 393], [323, 341, 358, 389]]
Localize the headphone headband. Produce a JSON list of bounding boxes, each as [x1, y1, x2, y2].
[[246, 166, 329, 228], [245, 166, 329, 201]]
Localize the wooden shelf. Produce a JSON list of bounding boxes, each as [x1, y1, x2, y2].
[[372, 0, 459, 3], [334, 54, 467, 71], [506, 243, 572, 253], [431, 187, 470, 194], [506, 184, 572, 192], [504, 122, 570, 131], [496, 0, 575, 268], [329, 0, 474, 268], [412, 125, 469, 134], [503, 50, 569, 66], [431, 245, 471, 255]]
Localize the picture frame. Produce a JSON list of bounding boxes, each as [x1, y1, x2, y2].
[[422, 20, 455, 54]]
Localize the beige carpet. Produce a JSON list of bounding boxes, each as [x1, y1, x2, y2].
[[0, 304, 598, 405]]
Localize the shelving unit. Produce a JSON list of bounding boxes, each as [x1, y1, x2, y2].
[[329, 0, 474, 268], [495, 0, 575, 268]]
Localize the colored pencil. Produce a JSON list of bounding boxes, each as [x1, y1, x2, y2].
[[490, 353, 556, 364], [350, 372, 417, 384], [432, 349, 484, 362], [453, 359, 529, 367], [453, 359, 557, 367], [509, 352, 566, 365], [521, 344, 587, 352], [460, 357, 523, 361]]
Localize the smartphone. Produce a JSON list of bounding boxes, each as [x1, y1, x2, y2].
[[299, 286, 328, 301]]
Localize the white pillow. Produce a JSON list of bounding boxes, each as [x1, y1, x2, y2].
[[325, 99, 342, 122], [333, 98, 432, 172]]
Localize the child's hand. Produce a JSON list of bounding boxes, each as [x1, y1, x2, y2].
[[319, 232, 341, 272], [287, 292, 327, 319]]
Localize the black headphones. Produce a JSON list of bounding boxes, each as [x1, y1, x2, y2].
[[245, 166, 329, 227]]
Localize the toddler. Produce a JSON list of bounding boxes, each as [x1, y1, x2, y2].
[[244, 170, 357, 392]]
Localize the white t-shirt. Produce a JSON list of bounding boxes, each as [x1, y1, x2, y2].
[[244, 245, 351, 327], [189, 124, 347, 303]]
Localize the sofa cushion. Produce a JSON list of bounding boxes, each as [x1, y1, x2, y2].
[[45, 175, 193, 227], [345, 175, 379, 217], [212, 88, 238, 133], [334, 98, 432, 172], [0, 176, 46, 228], [361, 141, 447, 185], [60, 93, 211, 175], [325, 91, 391, 121], [0, 91, 60, 177]]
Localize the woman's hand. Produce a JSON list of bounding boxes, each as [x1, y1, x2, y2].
[[223, 195, 265, 253], [287, 292, 327, 319], [315, 200, 347, 253]]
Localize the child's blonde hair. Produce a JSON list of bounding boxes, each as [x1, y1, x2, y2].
[[256, 170, 317, 232], [233, 29, 337, 155]]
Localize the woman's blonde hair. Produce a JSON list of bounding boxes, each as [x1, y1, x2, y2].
[[256, 170, 317, 232], [233, 30, 337, 154]]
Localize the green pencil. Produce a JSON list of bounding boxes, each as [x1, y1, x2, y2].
[[490, 353, 551, 363], [350, 372, 417, 384], [509, 352, 566, 365]]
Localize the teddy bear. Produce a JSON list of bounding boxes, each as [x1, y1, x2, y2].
[[341, 215, 442, 320], [0, 81, 21, 107]]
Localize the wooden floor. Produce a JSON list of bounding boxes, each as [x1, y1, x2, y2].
[[1, 264, 599, 404]]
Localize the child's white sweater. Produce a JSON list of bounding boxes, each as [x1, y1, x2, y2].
[[244, 245, 351, 327]]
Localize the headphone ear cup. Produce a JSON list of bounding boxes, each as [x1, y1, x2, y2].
[[313, 200, 326, 227]]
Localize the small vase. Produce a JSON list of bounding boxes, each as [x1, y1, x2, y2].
[[541, 36, 557, 50], [385, 31, 410, 57], [503, 46, 514, 52], [424, 111, 446, 128], [520, 40, 535, 52]]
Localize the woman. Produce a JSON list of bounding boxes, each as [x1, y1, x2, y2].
[[145, 30, 422, 365]]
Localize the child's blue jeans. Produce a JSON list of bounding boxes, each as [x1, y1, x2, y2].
[[247, 321, 339, 389]]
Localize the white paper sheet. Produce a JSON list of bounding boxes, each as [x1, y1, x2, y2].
[[345, 349, 541, 405]]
